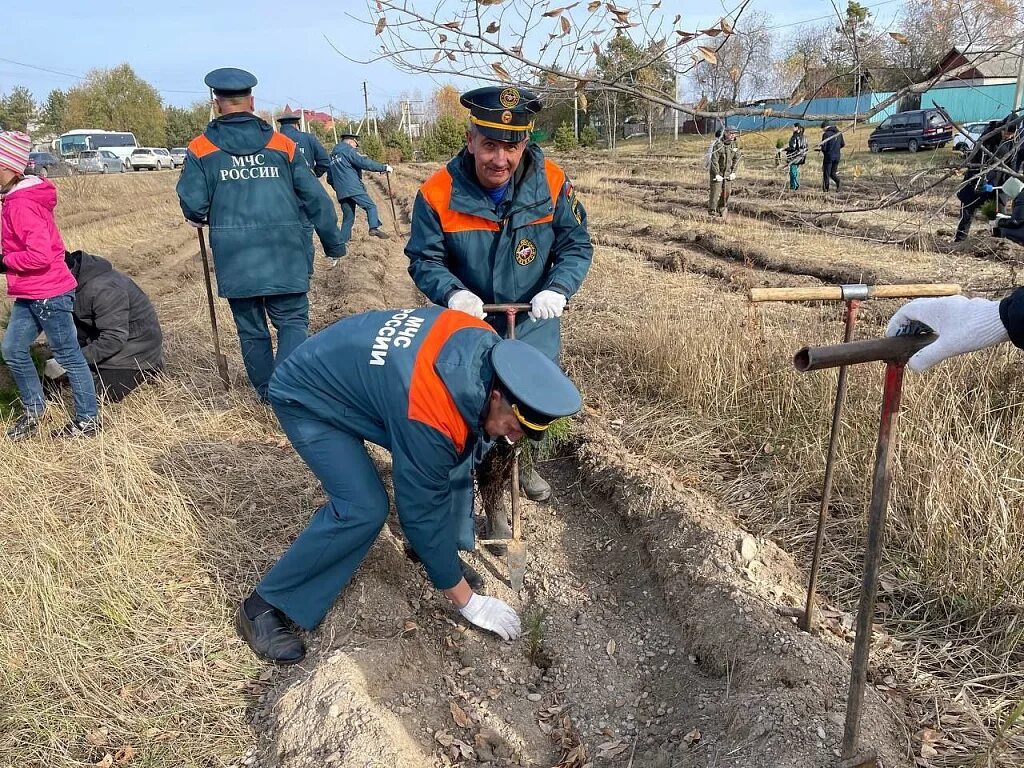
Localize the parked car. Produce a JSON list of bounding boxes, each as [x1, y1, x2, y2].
[[129, 148, 163, 171], [952, 121, 990, 153], [26, 151, 71, 178], [152, 148, 174, 169], [868, 109, 954, 153], [77, 149, 128, 174], [169, 147, 187, 168]]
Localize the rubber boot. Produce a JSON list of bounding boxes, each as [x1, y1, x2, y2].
[[519, 464, 552, 502], [478, 442, 514, 540]]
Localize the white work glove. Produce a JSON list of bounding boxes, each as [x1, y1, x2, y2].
[[714, 175, 724, 182], [886, 295, 1009, 372], [186, 219, 204, 229], [529, 290, 567, 321], [459, 593, 522, 640], [384, 164, 394, 174], [43, 358, 67, 380], [729, 173, 737, 181], [448, 289, 486, 319]]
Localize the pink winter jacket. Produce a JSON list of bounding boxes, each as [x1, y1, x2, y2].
[[1, 175, 75, 300]]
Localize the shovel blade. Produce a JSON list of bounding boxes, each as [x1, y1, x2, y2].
[[507, 539, 526, 592]]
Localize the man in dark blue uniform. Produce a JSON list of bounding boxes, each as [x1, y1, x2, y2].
[[328, 133, 393, 251], [176, 68, 346, 400], [236, 306, 583, 663], [405, 85, 593, 537], [276, 109, 332, 271], [276, 110, 330, 177]]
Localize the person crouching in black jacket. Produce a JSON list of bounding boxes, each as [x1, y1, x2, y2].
[[43, 251, 164, 402]]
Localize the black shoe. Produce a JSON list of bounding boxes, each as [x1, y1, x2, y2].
[[51, 418, 101, 439], [235, 604, 306, 664], [369, 228, 390, 239], [6, 413, 40, 442], [460, 557, 485, 591]]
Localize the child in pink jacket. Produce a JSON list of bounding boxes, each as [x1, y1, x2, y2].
[[0, 131, 99, 440]]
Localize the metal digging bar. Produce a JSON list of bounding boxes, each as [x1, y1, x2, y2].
[[476, 303, 533, 592], [793, 331, 937, 766], [751, 283, 960, 632], [197, 229, 230, 390], [385, 172, 401, 236]]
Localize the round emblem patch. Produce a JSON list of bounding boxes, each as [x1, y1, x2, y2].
[[500, 88, 520, 109], [501, 110, 513, 124], [515, 238, 537, 266]]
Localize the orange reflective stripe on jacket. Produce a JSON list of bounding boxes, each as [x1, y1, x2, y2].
[[529, 159, 565, 227], [421, 161, 566, 233], [420, 168, 499, 233], [187, 134, 219, 159], [265, 131, 296, 162], [407, 310, 494, 452]]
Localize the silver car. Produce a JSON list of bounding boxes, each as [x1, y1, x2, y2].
[[77, 150, 127, 174]]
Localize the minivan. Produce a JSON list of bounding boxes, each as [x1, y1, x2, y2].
[[868, 109, 954, 153]]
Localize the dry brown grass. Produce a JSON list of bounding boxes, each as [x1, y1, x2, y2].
[[0, 380, 288, 766], [564, 224, 1024, 762]]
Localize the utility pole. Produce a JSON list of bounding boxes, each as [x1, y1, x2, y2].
[[574, 93, 579, 141], [328, 104, 340, 145], [673, 48, 680, 142], [361, 81, 379, 137], [1015, 38, 1024, 112]]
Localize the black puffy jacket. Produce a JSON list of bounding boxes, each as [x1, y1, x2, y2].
[[65, 250, 164, 371]]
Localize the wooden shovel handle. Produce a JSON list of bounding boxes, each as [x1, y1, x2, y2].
[[749, 283, 961, 303]]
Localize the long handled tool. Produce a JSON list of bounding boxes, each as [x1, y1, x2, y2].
[[384, 172, 401, 237], [751, 283, 959, 631], [197, 229, 230, 390], [477, 302, 533, 592], [794, 332, 937, 766]]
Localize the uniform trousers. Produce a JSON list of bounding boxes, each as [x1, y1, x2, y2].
[[708, 176, 732, 214], [226, 293, 309, 401], [339, 192, 383, 244], [257, 400, 465, 630]]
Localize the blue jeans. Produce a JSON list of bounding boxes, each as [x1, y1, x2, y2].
[[226, 293, 309, 400], [339, 193, 382, 244], [1, 292, 98, 421], [789, 164, 801, 190]]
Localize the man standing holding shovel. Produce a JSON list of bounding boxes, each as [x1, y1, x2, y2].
[[405, 85, 593, 546], [176, 68, 346, 400], [327, 133, 393, 250]]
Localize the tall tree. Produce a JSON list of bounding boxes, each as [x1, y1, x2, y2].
[[0, 87, 37, 133], [428, 85, 469, 123], [64, 64, 167, 146], [165, 102, 210, 148], [691, 11, 777, 108], [594, 36, 673, 146], [39, 89, 67, 136], [885, 0, 1024, 88]]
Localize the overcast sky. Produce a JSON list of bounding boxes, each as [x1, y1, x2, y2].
[[3, 0, 903, 117]]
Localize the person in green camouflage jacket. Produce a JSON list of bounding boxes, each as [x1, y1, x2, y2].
[[708, 127, 742, 217]]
